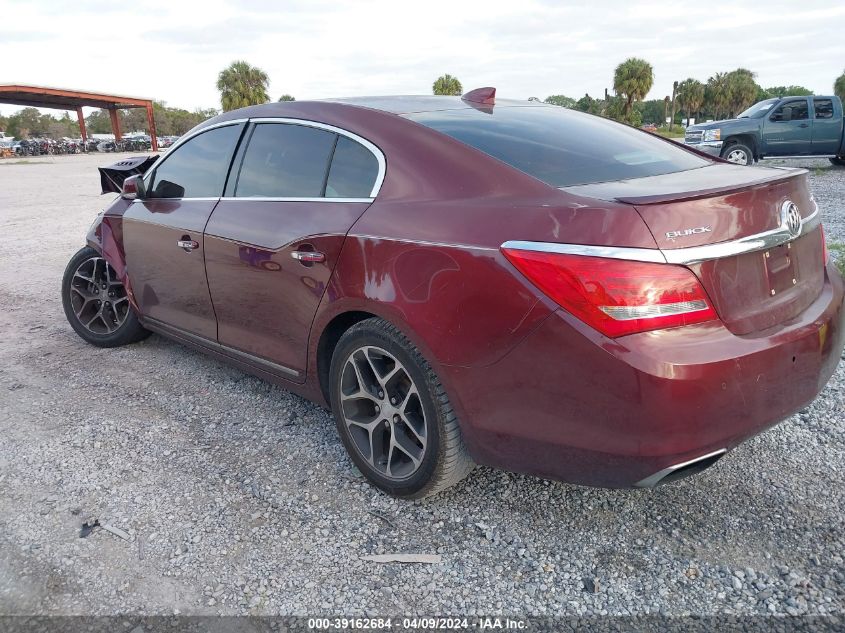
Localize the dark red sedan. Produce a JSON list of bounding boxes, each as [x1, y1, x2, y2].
[[62, 88, 845, 498]]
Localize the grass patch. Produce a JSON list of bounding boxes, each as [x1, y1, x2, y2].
[[654, 127, 686, 139], [0, 159, 52, 165], [829, 241, 845, 276]]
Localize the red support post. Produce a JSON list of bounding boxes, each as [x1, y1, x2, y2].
[[76, 107, 87, 146], [108, 107, 122, 141], [146, 103, 158, 152]]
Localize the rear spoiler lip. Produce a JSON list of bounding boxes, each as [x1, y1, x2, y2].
[[561, 165, 807, 206]]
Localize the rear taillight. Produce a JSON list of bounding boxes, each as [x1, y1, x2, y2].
[[502, 248, 718, 337]]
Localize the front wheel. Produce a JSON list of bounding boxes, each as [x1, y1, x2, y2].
[[329, 318, 474, 498], [829, 156, 845, 167], [61, 246, 150, 347], [721, 142, 753, 165]]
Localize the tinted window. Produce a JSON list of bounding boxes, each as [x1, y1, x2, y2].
[[770, 99, 809, 122], [150, 125, 241, 198], [406, 106, 708, 188], [325, 136, 379, 198], [235, 123, 335, 197], [814, 99, 834, 119]]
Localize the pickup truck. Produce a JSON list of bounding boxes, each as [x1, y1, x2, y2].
[[684, 95, 845, 166]]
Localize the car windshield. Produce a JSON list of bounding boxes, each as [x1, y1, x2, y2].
[[737, 99, 778, 119], [406, 105, 708, 188]]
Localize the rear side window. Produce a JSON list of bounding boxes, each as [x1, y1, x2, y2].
[[406, 106, 708, 188], [325, 136, 379, 198], [150, 125, 241, 198], [814, 99, 834, 119], [770, 99, 809, 122], [236, 123, 335, 197]]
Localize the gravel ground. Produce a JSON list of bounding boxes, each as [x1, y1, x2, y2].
[[0, 154, 843, 619]]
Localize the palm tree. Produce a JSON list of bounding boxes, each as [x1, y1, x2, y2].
[[706, 72, 730, 120], [676, 78, 705, 125], [663, 96, 670, 126], [216, 61, 270, 112], [278, 94, 295, 102], [670, 80, 679, 130], [835, 70, 845, 105], [725, 68, 759, 118], [432, 74, 463, 96], [613, 58, 654, 121]]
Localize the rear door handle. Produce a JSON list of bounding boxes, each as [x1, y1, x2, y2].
[[177, 239, 199, 251], [291, 250, 325, 263]]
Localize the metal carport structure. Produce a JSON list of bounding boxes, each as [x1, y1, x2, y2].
[[0, 84, 158, 151]]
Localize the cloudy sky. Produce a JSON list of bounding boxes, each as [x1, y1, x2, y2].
[[1, 0, 844, 116]]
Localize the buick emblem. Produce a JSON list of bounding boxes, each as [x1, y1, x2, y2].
[[781, 201, 802, 238]]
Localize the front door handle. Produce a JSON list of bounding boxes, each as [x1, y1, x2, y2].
[[177, 239, 199, 252], [291, 250, 326, 263], [798, 123, 809, 128]]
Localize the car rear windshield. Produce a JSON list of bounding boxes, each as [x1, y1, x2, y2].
[[405, 105, 709, 188]]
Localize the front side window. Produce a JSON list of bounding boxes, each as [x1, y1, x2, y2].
[[325, 136, 379, 198], [149, 125, 241, 198], [770, 100, 809, 122], [814, 99, 834, 119], [235, 123, 336, 197], [406, 105, 708, 188]]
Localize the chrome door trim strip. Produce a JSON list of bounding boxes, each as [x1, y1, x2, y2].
[[503, 201, 821, 266], [218, 196, 373, 203], [248, 117, 386, 198], [142, 317, 300, 378]]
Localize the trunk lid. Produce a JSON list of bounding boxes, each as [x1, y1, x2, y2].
[[564, 164, 825, 335]]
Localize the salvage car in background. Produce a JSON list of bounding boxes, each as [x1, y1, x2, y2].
[[62, 89, 845, 498]]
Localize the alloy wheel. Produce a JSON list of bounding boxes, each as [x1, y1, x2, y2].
[[339, 345, 428, 480], [725, 149, 749, 164], [68, 257, 130, 335]]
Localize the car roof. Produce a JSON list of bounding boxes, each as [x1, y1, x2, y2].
[[319, 95, 547, 115]]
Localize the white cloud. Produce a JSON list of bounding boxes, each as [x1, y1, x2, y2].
[[1, 0, 844, 116]]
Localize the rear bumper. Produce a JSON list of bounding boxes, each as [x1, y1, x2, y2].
[[445, 263, 845, 488]]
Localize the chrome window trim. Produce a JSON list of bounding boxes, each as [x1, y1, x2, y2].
[[218, 196, 373, 203], [142, 119, 248, 190], [247, 117, 386, 198], [503, 200, 821, 266]]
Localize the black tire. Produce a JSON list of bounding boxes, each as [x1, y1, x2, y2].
[[62, 246, 150, 348], [720, 142, 754, 165], [829, 156, 845, 167], [329, 318, 474, 498]]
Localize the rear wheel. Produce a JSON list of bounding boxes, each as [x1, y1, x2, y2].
[[329, 318, 474, 498], [61, 246, 150, 347], [721, 142, 753, 165], [830, 156, 845, 167]]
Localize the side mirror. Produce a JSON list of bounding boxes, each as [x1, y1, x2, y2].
[[122, 174, 146, 200]]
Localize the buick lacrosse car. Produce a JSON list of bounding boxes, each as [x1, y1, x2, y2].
[[63, 88, 844, 498]]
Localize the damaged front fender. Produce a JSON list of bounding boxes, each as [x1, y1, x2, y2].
[[85, 200, 140, 314]]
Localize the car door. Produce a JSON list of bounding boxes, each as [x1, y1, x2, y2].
[[203, 120, 383, 380], [122, 122, 244, 339], [761, 98, 811, 155], [810, 98, 841, 154]]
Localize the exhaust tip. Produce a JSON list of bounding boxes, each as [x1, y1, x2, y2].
[[635, 448, 727, 489]]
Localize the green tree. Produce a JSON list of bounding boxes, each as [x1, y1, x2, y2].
[[834, 70, 845, 105], [613, 58, 654, 122], [764, 85, 813, 98], [725, 68, 759, 118], [638, 99, 667, 125], [676, 78, 705, 124], [216, 60, 270, 112], [85, 109, 113, 134], [574, 93, 601, 115], [705, 72, 731, 120], [278, 94, 295, 102], [544, 95, 576, 108], [432, 74, 463, 96]]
